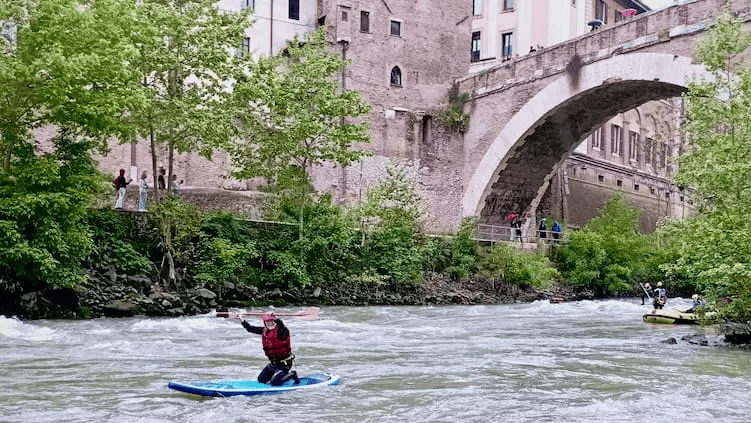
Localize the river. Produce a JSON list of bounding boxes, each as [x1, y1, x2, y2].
[[1, 298, 750, 423]]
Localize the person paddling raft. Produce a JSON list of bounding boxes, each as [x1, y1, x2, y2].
[[241, 312, 300, 386], [652, 282, 667, 310]]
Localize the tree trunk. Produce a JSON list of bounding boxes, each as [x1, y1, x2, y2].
[[150, 125, 160, 201]]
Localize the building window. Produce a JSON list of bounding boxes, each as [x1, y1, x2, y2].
[[504, 0, 514, 10], [591, 126, 603, 150], [501, 32, 513, 60], [595, 0, 607, 24], [617, 180, 623, 187], [318, 16, 326, 27], [289, 0, 300, 20], [645, 137, 654, 165], [360, 11, 370, 32], [660, 143, 669, 168], [390, 20, 401, 36], [598, 175, 604, 182], [390, 66, 402, 86], [629, 131, 639, 161], [422, 116, 432, 143], [473, 0, 482, 16], [634, 184, 639, 191], [611, 124, 623, 156], [238, 37, 251, 58], [242, 0, 254, 10], [341, 10, 348, 21], [471, 32, 481, 62]]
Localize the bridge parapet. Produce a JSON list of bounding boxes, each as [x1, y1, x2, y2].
[[457, 0, 748, 100]]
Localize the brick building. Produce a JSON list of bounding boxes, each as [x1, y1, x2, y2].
[[92, 0, 695, 233]]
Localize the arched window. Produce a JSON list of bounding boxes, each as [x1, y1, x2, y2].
[[390, 66, 402, 86]]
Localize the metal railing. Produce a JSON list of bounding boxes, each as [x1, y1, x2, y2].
[[475, 224, 563, 245]]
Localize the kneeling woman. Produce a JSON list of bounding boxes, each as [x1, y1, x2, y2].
[[241, 312, 299, 386]]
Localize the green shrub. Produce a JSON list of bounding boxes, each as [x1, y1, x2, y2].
[[557, 193, 647, 296], [84, 209, 152, 275], [0, 136, 103, 289], [478, 243, 559, 289]]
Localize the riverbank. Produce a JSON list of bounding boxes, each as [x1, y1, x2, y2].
[[4, 269, 750, 347], [3, 268, 584, 320]]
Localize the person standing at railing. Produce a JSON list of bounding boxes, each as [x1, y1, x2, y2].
[[513, 220, 522, 242], [552, 220, 561, 242], [538, 219, 547, 240]]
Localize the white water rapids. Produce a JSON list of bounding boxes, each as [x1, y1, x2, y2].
[[1, 298, 750, 422]]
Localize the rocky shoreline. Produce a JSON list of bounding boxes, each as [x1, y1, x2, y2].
[[6, 268, 585, 320], [4, 268, 750, 348]]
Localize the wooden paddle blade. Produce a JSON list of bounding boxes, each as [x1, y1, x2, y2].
[[293, 307, 320, 320]]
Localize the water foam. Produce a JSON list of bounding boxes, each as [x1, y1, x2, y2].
[[0, 316, 55, 341]]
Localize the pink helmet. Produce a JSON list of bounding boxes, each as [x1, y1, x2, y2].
[[262, 312, 276, 322]]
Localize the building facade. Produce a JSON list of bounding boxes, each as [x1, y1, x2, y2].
[[92, 0, 691, 233]]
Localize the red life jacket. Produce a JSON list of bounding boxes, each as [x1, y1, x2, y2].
[[261, 326, 292, 361]]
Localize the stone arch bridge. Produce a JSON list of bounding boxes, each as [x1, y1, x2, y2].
[[456, 0, 749, 230]]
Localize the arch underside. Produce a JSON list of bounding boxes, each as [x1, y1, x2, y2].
[[479, 81, 685, 224]]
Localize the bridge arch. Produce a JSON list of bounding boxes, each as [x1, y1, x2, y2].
[[462, 52, 709, 223]]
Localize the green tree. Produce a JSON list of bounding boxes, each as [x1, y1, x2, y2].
[[127, 0, 251, 198], [0, 0, 141, 171], [558, 193, 647, 296], [665, 11, 751, 319], [228, 28, 371, 236], [0, 132, 105, 289], [148, 196, 202, 290], [348, 164, 425, 284]]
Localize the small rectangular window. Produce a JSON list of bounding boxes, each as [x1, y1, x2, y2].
[[504, 0, 514, 10], [598, 175, 604, 182], [473, 0, 482, 16], [617, 180, 623, 187], [661, 143, 669, 168], [239, 37, 250, 58], [471, 31, 481, 62], [611, 124, 623, 156], [360, 11, 369, 32], [591, 126, 603, 150], [390, 20, 401, 36], [501, 32, 513, 59], [341, 10, 348, 21], [595, 0, 608, 23], [318, 16, 326, 27], [289, 0, 300, 20], [634, 184, 639, 191], [629, 131, 639, 161], [645, 137, 654, 165], [422, 116, 432, 143]]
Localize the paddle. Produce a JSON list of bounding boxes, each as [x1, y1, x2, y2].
[[640, 283, 652, 299], [216, 307, 321, 321]]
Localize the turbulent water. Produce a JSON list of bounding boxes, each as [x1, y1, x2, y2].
[[1, 299, 750, 423]]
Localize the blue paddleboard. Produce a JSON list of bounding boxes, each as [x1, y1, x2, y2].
[[167, 373, 340, 397]]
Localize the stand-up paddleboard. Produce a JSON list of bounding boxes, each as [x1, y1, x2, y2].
[[168, 373, 340, 397]]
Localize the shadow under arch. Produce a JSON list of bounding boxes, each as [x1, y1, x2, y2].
[[462, 52, 709, 224]]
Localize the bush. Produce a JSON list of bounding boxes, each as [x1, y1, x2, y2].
[[556, 193, 647, 296], [478, 243, 559, 289], [0, 136, 102, 289], [84, 209, 152, 275]]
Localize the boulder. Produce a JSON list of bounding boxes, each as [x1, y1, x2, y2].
[[102, 300, 137, 317]]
